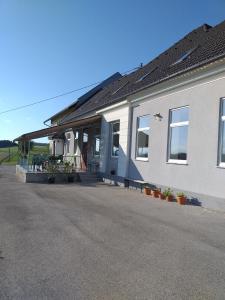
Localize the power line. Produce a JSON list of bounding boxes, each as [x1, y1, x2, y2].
[[0, 66, 140, 116]]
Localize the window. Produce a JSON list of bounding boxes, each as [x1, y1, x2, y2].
[[136, 67, 157, 83], [111, 122, 120, 157], [83, 131, 88, 143], [74, 131, 79, 155], [94, 128, 100, 156], [168, 106, 189, 163], [136, 115, 150, 160], [219, 99, 225, 167], [172, 47, 198, 66], [112, 82, 129, 95], [64, 133, 71, 154], [66, 137, 70, 154]]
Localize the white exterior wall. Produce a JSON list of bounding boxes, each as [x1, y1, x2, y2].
[[55, 139, 64, 155], [100, 104, 130, 177], [49, 140, 53, 154], [127, 61, 225, 203]]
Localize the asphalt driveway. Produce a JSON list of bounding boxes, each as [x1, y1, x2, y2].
[[0, 166, 225, 299]]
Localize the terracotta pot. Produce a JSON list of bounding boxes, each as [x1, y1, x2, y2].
[[151, 190, 160, 198], [48, 176, 55, 184], [176, 196, 186, 205], [166, 195, 173, 202], [158, 192, 165, 200], [144, 187, 151, 195]]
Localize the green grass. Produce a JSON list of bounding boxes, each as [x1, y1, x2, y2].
[[0, 145, 50, 165]]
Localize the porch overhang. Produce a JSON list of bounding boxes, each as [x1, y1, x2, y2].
[[14, 115, 101, 142]]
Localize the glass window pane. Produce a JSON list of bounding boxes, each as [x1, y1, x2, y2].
[[171, 107, 189, 123], [113, 122, 120, 133], [94, 137, 100, 156], [75, 131, 79, 139], [83, 132, 88, 143], [222, 100, 225, 117], [138, 115, 150, 129], [221, 122, 225, 163], [74, 139, 78, 155], [170, 126, 188, 160], [67, 140, 70, 153], [137, 130, 149, 158], [112, 133, 119, 156]]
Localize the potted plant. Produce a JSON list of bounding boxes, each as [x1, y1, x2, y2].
[[163, 188, 174, 202], [46, 164, 59, 184], [158, 191, 165, 200], [144, 186, 151, 195], [176, 192, 187, 205], [64, 161, 74, 183], [151, 189, 160, 198]]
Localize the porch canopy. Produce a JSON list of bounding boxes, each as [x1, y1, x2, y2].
[[14, 115, 101, 142]]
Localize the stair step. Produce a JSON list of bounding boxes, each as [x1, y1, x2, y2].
[[77, 172, 102, 183]]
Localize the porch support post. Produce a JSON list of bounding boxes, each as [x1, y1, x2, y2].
[[27, 140, 30, 171]]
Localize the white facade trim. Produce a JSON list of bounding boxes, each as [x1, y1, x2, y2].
[[96, 100, 128, 114], [170, 121, 189, 127], [136, 157, 149, 161], [167, 159, 188, 165]]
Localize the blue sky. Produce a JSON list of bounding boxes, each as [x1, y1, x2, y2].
[[0, 0, 225, 142]]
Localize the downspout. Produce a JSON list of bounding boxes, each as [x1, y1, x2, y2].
[[125, 102, 133, 178], [43, 120, 51, 127]]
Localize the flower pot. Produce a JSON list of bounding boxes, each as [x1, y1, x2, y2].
[[48, 176, 55, 184], [144, 187, 151, 195], [151, 190, 160, 198], [158, 192, 165, 200], [166, 195, 173, 202], [68, 175, 74, 183], [176, 196, 186, 205]]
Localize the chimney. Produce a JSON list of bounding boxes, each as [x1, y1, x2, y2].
[[203, 24, 212, 32]]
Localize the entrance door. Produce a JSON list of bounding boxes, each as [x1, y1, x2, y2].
[[81, 129, 89, 170]]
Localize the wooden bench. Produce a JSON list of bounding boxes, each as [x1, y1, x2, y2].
[[124, 178, 148, 193]]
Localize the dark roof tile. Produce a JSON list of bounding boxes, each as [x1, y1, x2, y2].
[[61, 20, 225, 123]]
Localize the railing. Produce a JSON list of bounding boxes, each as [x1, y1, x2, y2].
[[18, 153, 100, 174], [63, 155, 82, 169]]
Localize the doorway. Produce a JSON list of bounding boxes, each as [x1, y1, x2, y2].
[[81, 128, 89, 170]]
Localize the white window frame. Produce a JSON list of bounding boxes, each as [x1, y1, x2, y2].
[[168, 106, 189, 165], [74, 131, 79, 156], [136, 115, 150, 161], [219, 98, 225, 167], [111, 121, 120, 158], [93, 127, 101, 157], [66, 138, 70, 154]]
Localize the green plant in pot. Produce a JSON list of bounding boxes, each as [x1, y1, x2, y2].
[[163, 188, 174, 202], [46, 164, 59, 184], [64, 161, 74, 183]]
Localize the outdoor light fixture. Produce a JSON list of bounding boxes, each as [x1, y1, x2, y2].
[[153, 113, 163, 121]]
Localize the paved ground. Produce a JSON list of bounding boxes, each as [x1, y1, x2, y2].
[[0, 166, 225, 299]]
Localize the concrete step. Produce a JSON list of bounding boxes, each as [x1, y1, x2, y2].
[[77, 172, 102, 183]]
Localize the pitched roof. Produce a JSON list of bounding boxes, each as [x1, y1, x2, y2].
[[61, 20, 225, 124], [44, 72, 122, 123]]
